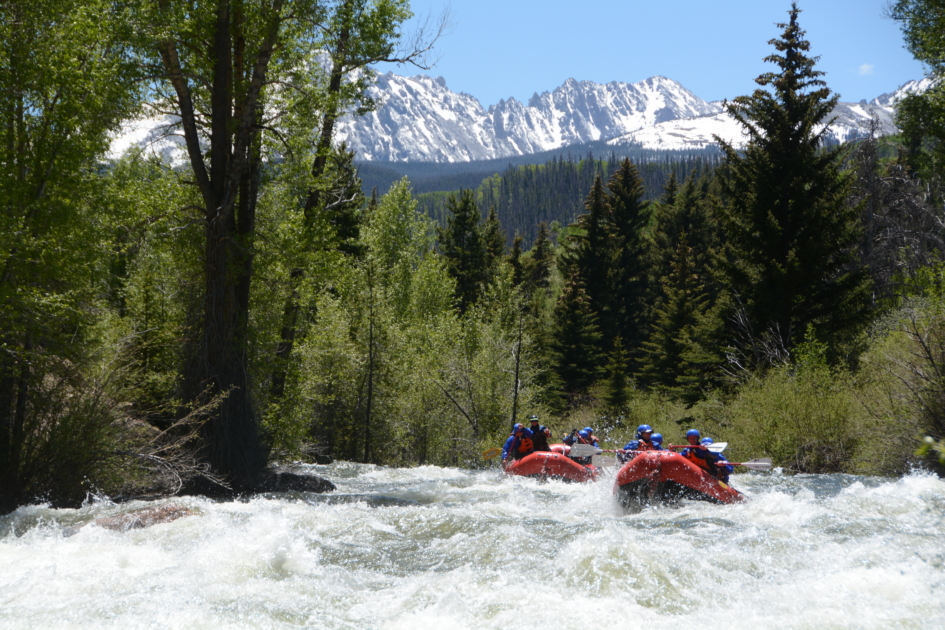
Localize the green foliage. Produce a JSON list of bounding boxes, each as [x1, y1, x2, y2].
[[719, 366, 859, 472], [638, 237, 725, 405], [715, 4, 872, 365], [416, 153, 719, 246], [548, 275, 603, 399], [0, 0, 143, 509], [607, 159, 652, 353], [889, 1, 945, 200], [559, 175, 618, 346], [603, 336, 631, 417], [437, 189, 490, 313]]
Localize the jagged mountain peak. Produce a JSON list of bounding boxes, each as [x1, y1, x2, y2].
[[334, 74, 725, 162], [868, 77, 935, 107], [111, 73, 927, 165]]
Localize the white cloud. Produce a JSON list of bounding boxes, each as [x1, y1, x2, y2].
[[859, 64, 875, 76]]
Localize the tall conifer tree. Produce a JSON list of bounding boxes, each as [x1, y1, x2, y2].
[[483, 205, 506, 278], [638, 237, 723, 405], [561, 175, 617, 347], [548, 275, 604, 398], [438, 189, 488, 314], [607, 159, 651, 354], [715, 3, 871, 360], [524, 222, 554, 294]]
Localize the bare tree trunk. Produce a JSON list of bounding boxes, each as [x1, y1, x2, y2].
[[510, 307, 523, 428]]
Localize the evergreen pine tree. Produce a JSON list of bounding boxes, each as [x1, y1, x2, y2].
[[325, 144, 367, 259], [649, 174, 718, 292], [524, 222, 554, 294], [715, 3, 872, 360], [548, 275, 604, 399], [603, 336, 631, 418], [607, 159, 651, 355], [437, 189, 488, 314], [483, 204, 506, 277], [661, 170, 679, 207], [561, 175, 618, 347], [638, 237, 722, 404], [509, 235, 525, 287]]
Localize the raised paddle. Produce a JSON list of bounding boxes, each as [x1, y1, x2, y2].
[[482, 447, 502, 459]]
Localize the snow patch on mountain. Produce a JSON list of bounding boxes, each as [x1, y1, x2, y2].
[[609, 80, 920, 152], [334, 73, 722, 162], [110, 76, 931, 164]]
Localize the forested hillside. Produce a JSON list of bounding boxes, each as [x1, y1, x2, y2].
[[416, 153, 720, 245]]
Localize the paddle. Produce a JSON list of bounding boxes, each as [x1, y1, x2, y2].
[[567, 444, 605, 457], [667, 442, 727, 453], [725, 458, 772, 471], [482, 447, 502, 460], [569, 442, 728, 458], [591, 455, 617, 467]]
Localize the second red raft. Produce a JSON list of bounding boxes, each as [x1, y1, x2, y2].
[[614, 450, 744, 509], [505, 447, 599, 482]]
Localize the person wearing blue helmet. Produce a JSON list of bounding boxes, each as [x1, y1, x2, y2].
[[651, 433, 665, 451], [502, 423, 534, 463], [700, 437, 733, 482], [618, 424, 657, 461], [682, 429, 725, 476], [562, 427, 596, 447]]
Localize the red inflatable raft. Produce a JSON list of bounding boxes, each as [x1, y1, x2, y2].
[[614, 451, 744, 508], [505, 446, 599, 482]]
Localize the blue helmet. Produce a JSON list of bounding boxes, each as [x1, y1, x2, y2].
[[513, 423, 524, 434], [686, 429, 701, 439], [636, 424, 653, 437], [583, 426, 594, 434], [579, 429, 591, 439], [701, 437, 714, 445], [652, 433, 663, 444]]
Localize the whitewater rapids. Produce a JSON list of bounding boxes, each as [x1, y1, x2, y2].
[[1, 464, 943, 629]]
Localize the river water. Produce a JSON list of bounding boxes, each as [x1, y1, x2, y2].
[[1, 464, 944, 629]]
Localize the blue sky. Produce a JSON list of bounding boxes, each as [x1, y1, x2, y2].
[[377, 0, 927, 107]]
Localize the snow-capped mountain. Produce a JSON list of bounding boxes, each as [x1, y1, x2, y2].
[[333, 74, 722, 162], [609, 99, 900, 152], [868, 78, 935, 107], [334, 73, 927, 161], [111, 74, 929, 164]]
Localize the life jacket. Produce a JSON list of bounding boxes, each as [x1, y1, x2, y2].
[[513, 436, 534, 458], [635, 439, 657, 452], [684, 446, 720, 476]]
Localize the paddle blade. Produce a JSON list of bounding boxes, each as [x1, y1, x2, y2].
[[669, 442, 727, 452], [568, 444, 601, 457], [482, 447, 502, 460], [736, 458, 772, 471], [592, 455, 617, 467]]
